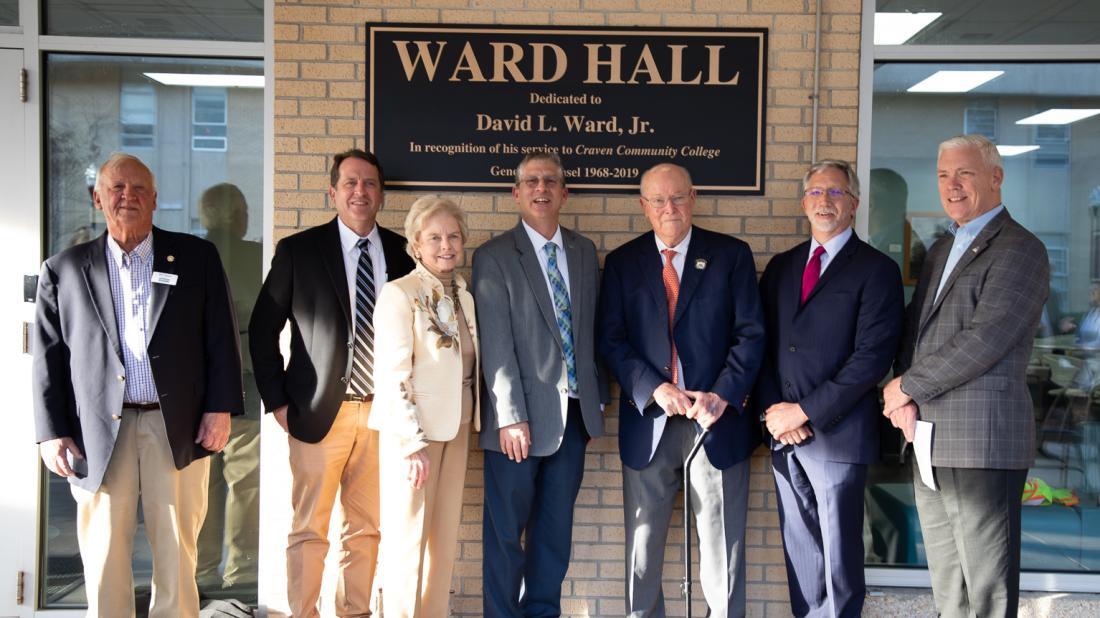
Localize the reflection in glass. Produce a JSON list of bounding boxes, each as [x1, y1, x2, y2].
[[44, 0, 262, 42], [875, 1, 1100, 46], [41, 53, 262, 609], [0, 0, 17, 26], [867, 62, 1100, 573]]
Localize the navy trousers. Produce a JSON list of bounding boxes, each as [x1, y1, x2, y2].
[[482, 400, 589, 617]]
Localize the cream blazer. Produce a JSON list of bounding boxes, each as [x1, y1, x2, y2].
[[369, 263, 480, 456]]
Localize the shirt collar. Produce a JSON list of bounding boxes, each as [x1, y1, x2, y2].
[[106, 232, 153, 267], [522, 219, 563, 254], [809, 226, 853, 259], [949, 204, 1004, 240], [337, 217, 380, 255], [654, 226, 693, 256]]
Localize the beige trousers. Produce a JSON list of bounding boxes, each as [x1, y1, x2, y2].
[[287, 401, 380, 618], [378, 422, 471, 618], [72, 408, 209, 618]]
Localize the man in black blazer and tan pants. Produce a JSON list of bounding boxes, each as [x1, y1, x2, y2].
[[33, 153, 243, 618], [250, 149, 414, 617]]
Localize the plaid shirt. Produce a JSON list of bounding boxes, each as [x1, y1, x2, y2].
[[105, 234, 158, 404]]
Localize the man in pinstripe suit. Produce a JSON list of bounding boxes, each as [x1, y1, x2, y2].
[[883, 134, 1049, 617]]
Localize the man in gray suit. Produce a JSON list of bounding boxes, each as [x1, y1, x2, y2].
[[472, 151, 607, 616], [883, 134, 1049, 617]]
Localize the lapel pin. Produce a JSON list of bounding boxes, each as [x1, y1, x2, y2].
[[167, 255, 175, 263], [694, 258, 707, 270]]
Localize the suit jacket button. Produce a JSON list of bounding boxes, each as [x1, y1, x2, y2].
[[347, 341, 353, 349], [663, 365, 671, 372], [789, 346, 797, 352], [560, 387, 568, 395], [340, 377, 349, 384], [117, 375, 125, 381], [111, 414, 122, 421]]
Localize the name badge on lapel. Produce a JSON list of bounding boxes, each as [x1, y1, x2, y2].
[[152, 272, 178, 286]]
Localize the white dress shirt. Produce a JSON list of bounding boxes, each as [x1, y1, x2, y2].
[[337, 217, 389, 316], [806, 226, 853, 276]]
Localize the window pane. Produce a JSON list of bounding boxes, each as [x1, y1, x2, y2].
[[867, 61, 1100, 573], [876, 1, 1100, 45], [45, 0, 262, 42], [0, 0, 17, 26], [42, 53, 263, 609]]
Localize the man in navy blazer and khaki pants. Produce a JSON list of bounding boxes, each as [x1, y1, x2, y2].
[[600, 163, 765, 617], [33, 153, 243, 618], [756, 160, 903, 617]]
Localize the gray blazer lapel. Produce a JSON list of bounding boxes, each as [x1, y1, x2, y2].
[[81, 235, 122, 360], [513, 225, 563, 351], [924, 212, 1007, 325], [148, 229, 174, 335], [564, 228, 585, 332]]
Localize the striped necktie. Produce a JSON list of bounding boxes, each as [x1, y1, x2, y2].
[[350, 237, 376, 396], [544, 242, 578, 393]]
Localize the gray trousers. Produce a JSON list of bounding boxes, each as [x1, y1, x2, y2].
[[913, 461, 1027, 618], [623, 416, 749, 618]]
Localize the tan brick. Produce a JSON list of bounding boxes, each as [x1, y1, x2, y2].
[[275, 154, 328, 173], [383, 8, 440, 21], [470, 0, 525, 7], [665, 12, 718, 26], [329, 44, 365, 62], [274, 99, 299, 117], [328, 81, 365, 99], [328, 7, 386, 24], [440, 9, 496, 23], [750, 0, 808, 12], [773, 14, 817, 32], [830, 12, 861, 33], [300, 173, 331, 191], [828, 50, 860, 70], [774, 49, 814, 69], [301, 209, 337, 227], [637, 0, 692, 9], [718, 14, 773, 28], [273, 61, 299, 79], [768, 107, 802, 125], [301, 99, 355, 117], [717, 198, 770, 217], [301, 136, 356, 154], [769, 32, 806, 51], [695, 0, 749, 11], [585, 0, 637, 9], [299, 62, 355, 80], [274, 191, 327, 210], [823, 31, 860, 51], [275, 43, 327, 61], [820, 68, 859, 88], [773, 87, 812, 107], [328, 119, 363, 136], [273, 209, 299, 227], [302, 24, 356, 43], [414, 0, 469, 7], [275, 79, 326, 98], [745, 216, 797, 235], [747, 582, 791, 601], [275, 117, 327, 135], [817, 107, 857, 126], [552, 11, 607, 24], [275, 136, 299, 153], [606, 11, 662, 26], [694, 216, 742, 234], [274, 24, 300, 42], [274, 5, 327, 23]]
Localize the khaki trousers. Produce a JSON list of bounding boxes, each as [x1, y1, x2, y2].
[[72, 408, 209, 618], [287, 401, 380, 618], [378, 422, 471, 618], [196, 416, 260, 590]]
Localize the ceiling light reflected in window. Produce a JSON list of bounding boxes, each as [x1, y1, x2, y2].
[[143, 73, 264, 88], [907, 70, 1004, 93], [996, 145, 1040, 157], [874, 12, 943, 45], [1016, 109, 1100, 125]]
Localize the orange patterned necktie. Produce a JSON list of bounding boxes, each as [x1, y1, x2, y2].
[[661, 249, 680, 384]]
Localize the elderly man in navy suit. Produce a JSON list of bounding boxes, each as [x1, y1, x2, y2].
[[756, 159, 903, 617], [599, 162, 765, 617]]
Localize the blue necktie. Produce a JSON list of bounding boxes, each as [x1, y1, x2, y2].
[[544, 242, 577, 393], [350, 238, 376, 396]]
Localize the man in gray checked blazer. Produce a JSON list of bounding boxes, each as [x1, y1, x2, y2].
[[472, 151, 609, 616], [883, 134, 1049, 617]]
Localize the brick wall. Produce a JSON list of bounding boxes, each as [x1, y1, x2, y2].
[[272, 1, 862, 615]]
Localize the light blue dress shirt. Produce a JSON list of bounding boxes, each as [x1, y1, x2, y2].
[[934, 205, 1004, 302]]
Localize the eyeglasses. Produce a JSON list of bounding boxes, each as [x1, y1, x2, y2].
[[803, 187, 852, 199], [519, 175, 562, 189], [642, 194, 691, 209]]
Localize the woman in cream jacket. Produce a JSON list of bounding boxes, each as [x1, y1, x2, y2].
[[369, 196, 479, 617]]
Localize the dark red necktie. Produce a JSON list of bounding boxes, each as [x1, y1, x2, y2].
[[801, 246, 825, 305]]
